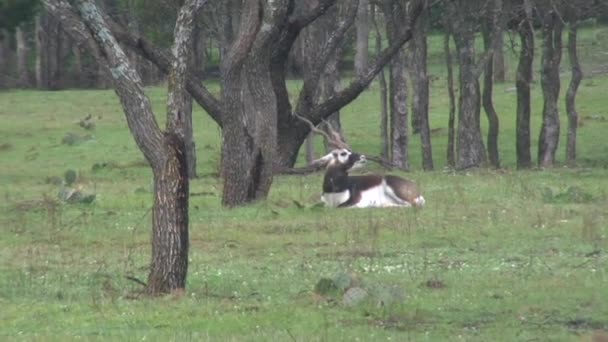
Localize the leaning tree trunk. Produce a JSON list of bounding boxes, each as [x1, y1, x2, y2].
[[42, 0, 202, 294], [16, 26, 30, 87], [515, 1, 534, 169], [537, 10, 563, 168], [453, 29, 486, 169], [565, 21, 582, 167], [409, 2, 433, 170], [445, 31, 456, 168]]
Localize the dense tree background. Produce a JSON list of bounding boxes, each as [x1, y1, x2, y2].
[[3, 0, 608, 294]]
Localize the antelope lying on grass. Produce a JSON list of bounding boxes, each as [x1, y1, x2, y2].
[[297, 114, 425, 208], [315, 148, 425, 208]]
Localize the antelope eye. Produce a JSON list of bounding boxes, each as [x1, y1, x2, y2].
[[340, 152, 348, 157]]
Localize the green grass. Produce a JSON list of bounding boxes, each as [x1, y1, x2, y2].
[[1, 26, 608, 341]]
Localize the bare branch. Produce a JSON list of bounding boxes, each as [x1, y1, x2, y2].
[[106, 19, 223, 126], [308, 0, 425, 123]]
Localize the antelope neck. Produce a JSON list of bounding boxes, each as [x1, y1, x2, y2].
[[323, 167, 350, 193]]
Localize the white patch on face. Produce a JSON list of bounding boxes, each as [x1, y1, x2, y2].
[[321, 190, 350, 207], [333, 149, 351, 165]]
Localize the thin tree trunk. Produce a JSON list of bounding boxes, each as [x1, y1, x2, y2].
[[565, 21, 582, 167], [371, 4, 389, 160], [320, 44, 345, 151], [445, 31, 456, 168], [184, 95, 197, 178], [16, 26, 29, 87], [409, 1, 433, 170], [515, 0, 534, 169], [72, 45, 83, 86], [383, 1, 409, 170], [493, 28, 506, 83], [0, 32, 8, 88], [354, 0, 370, 77], [482, 34, 500, 168], [47, 18, 60, 89], [481, 0, 502, 168], [35, 15, 48, 89], [538, 10, 563, 168]]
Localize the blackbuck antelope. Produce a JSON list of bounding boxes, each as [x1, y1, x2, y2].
[[295, 114, 425, 209]]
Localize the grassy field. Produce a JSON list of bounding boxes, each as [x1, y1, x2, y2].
[[1, 25, 608, 341]]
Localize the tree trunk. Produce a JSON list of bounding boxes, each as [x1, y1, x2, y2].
[[72, 45, 83, 86], [354, 0, 370, 77], [147, 134, 189, 293], [409, 2, 433, 170], [493, 27, 506, 83], [16, 26, 29, 87], [565, 21, 582, 167], [515, 0, 534, 169], [453, 27, 486, 169], [41, 0, 203, 294], [47, 17, 60, 89], [35, 15, 48, 89], [183, 95, 197, 179], [320, 44, 345, 151], [383, 1, 409, 170], [371, 4, 389, 160], [220, 1, 280, 207], [537, 10, 563, 168], [221, 65, 277, 206], [481, 0, 502, 168], [445, 31, 456, 168], [0, 32, 8, 88]]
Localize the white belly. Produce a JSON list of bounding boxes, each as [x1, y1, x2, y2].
[[321, 190, 350, 207], [354, 182, 412, 208]]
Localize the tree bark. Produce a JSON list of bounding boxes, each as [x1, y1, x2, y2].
[[515, 0, 534, 169], [383, 0, 409, 170], [41, 0, 203, 294], [409, 1, 433, 170], [371, 4, 389, 160], [148, 133, 189, 293], [450, 1, 486, 169], [493, 26, 506, 83], [565, 21, 582, 167], [537, 8, 563, 168], [481, 0, 502, 168], [445, 31, 456, 168], [16, 26, 29, 87], [35, 15, 48, 89], [354, 0, 370, 77], [0, 32, 8, 88], [220, 0, 285, 207]]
